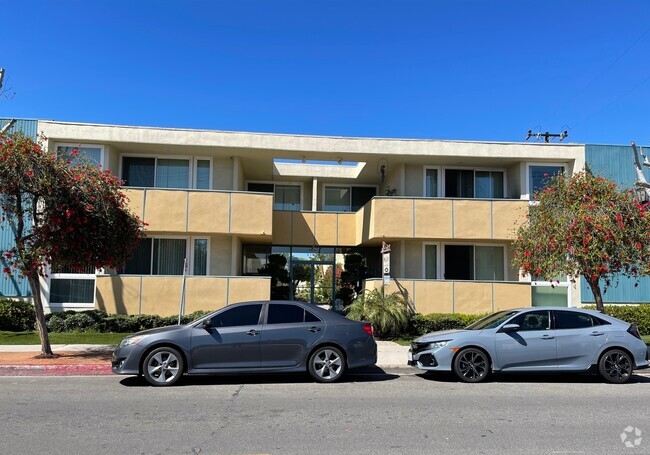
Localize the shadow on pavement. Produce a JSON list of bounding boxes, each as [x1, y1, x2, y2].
[[119, 366, 400, 387], [416, 370, 650, 384]]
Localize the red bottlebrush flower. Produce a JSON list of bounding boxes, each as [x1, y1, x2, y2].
[[65, 209, 73, 218], [637, 242, 643, 249], [523, 251, 531, 257], [2, 267, 11, 274], [25, 170, 34, 177]]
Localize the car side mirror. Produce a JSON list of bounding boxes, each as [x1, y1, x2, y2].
[[201, 319, 212, 330], [501, 323, 520, 333]]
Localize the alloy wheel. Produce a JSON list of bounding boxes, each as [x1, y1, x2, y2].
[[309, 347, 345, 382], [454, 348, 489, 383], [600, 350, 632, 384]]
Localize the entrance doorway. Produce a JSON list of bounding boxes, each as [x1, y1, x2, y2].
[[291, 260, 335, 306]]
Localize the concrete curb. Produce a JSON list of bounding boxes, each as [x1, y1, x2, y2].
[[0, 364, 112, 376]]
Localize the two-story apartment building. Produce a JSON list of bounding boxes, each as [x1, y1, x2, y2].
[[10, 119, 585, 316]]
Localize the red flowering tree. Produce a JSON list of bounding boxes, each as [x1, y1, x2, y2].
[[513, 169, 650, 312], [0, 133, 144, 356]]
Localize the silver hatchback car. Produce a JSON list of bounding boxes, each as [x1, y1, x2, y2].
[[408, 307, 649, 383]]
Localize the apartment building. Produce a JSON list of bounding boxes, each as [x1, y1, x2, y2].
[[13, 119, 635, 315]]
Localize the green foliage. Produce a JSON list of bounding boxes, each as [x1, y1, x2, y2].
[[513, 169, 650, 311], [584, 304, 650, 335], [0, 299, 35, 331], [346, 287, 410, 338], [408, 313, 486, 336]]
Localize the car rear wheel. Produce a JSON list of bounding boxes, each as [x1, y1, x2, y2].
[[308, 346, 345, 383], [453, 348, 490, 383], [599, 349, 633, 384], [142, 347, 184, 387]]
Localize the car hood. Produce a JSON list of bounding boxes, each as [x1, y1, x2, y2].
[[131, 325, 187, 337], [414, 329, 469, 343]]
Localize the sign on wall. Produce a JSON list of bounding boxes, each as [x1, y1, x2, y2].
[[381, 241, 391, 285]]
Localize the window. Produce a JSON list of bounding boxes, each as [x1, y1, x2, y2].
[[528, 165, 564, 198], [122, 238, 197, 275], [305, 309, 321, 322], [248, 183, 301, 211], [424, 168, 439, 197], [49, 264, 97, 306], [554, 311, 594, 329], [509, 310, 551, 331], [57, 145, 103, 168], [193, 239, 208, 275], [444, 245, 505, 281], [122, 156, 208, 189], [267, 304, 306, 324], [324, 186, 376, 212], [424, 244, 438, 279], [209, 304, 263, 327], [445, 169, 504, 198]]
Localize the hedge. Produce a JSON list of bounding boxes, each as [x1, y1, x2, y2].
[[408, 312, 487, 336], [0, 299, 36, 331], [43, 310, 210, 333], [584, 305, 650, 335]]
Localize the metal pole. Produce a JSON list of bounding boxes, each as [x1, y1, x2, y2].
[[178, 258, 188, 325]]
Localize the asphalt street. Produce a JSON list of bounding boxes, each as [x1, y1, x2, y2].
[[1, 369, 649, 455]]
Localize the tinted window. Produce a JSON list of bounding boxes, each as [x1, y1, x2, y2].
[[267, 304, 305, 324], [305, 309, 322, 323], [466, 310, 518, 330], [210, 305, 262, 328], [509, 310, 551, 331], [592, 316, 611, 326], [555, 311, 593, 329]]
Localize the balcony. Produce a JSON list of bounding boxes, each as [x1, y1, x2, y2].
[[95, 275, 271, 316], [124, 188, 273, 238], [365, 278, 531, 314]]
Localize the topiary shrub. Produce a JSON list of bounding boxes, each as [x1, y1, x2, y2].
[[0, 299, 35, 331]]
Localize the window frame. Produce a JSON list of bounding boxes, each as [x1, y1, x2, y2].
[[246, 180, 304, 211], [193, 157, 213, 190], [422, 242, 441, 279], [422, 166, 442, 197], [441, 242, 507, 281], [322, 184, 379, 212], [55, 142, 105, 169], [121, 235, 211, 276], [441, 166, 507, 199], [552, 310, 596, 330], [524, 163, 566, 201], [120, 154, 212, 189], [190, 236, 210, 276], [45, 265, 98, 309]]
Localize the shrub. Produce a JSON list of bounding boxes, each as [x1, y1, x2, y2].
[[0, 299, 35, 331], [584, 304, 650, 335], [408, 312, 486, 336], [346, 287, 410, 338]]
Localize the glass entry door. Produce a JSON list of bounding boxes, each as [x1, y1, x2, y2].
[[291, 261, 335, 307]]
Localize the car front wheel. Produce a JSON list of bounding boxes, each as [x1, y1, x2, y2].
[[599, 349, 633, 384], [142, 347, 184, 387], [453, 348, 490, 383], [308, 346, 345, 383]]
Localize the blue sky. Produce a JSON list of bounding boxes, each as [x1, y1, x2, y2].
[[1, 0, 649, 145]]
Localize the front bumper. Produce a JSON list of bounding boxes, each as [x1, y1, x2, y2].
[[111, 344, 145, 375], [408, 342, 453, 371]]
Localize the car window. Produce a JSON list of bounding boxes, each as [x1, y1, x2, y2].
[[554, 311, 593, 329], [209, 304, 262, 328], [305, 309, 322, 323], [592, 315, 611, 326], [466, 311, 519, 330], [509, 310, 551, 331], [267, 304, 305, 324]]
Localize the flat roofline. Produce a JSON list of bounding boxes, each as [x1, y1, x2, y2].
[[39, 119, 584, 147]]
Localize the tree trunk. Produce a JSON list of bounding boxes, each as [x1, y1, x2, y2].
[[585, 276, 604, 312], [27, 273, 53, 356]]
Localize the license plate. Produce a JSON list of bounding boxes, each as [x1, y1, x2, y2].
[[407, 352, 413, 361]]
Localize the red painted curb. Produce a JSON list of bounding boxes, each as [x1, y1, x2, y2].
[[0, 364, 112, 376]]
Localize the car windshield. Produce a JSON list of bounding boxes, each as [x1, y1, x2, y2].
[[465, 310, 519, 330]]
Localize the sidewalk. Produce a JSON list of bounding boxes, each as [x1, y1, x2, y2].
[[0, 341, 411, 376]]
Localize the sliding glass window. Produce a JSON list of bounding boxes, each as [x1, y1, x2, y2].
[[445, 169, 504, 198], [274, 185, 301, 211]]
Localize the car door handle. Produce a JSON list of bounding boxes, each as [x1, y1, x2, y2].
[[308, 327, 322, 333], [541, 335, 555, 340], [590, 331, 605, 336], [246, 330, 260, 336]]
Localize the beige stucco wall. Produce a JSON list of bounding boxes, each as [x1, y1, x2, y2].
[[144, 190, 188, 233], [231, 192, 273, 236], [213, 157, 234, 190], [492, 200, 528, 239], [210, 235, 233, 276], [404, 240, 423, 279], [453, 200, 492, 239], [404, 164, 423, 197], [414, 199, 453, 238], [124, 188, 145, 220], [187, 191, 230, 233], [95, 276, 142, 315]]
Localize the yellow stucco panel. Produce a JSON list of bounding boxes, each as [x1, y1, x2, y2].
[[414, 199, 453, 239], [493, 282, 531, 311], [144, 190, 188, 233], [187, 192, 230, 234], [184, 277, 228, 313], [453, 282, 493, 314], [95, 276, 141, 315], [123, 189, 145, 220], [453, 200, 492, 239], [492, 200, 529, 240], [413, 281, 454, 314], [338, 213, 358, 246], [372, 199, 413, 239], [228, 277, 270, 304], [140, 276, 184, 316], [272, 211, 292, 244], [315, 213, 338, 246], [291, 212, 316, 245], [230, 193, 273, 236]]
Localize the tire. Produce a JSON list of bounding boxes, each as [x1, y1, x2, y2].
[[308, 346, 346, 383], [599, 349, 633, 384], [453, 348, 490, 383], [142, 347, 184, 387]]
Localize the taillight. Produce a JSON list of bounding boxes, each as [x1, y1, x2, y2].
[[628, 324, 642, 340], [362, 323, 373, 336]]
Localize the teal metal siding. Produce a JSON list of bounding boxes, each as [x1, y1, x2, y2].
[[0, 118, 38, 139], [584, 144, 650, 304]]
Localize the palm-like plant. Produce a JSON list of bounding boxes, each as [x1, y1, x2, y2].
[[346, 287, 410, 338]]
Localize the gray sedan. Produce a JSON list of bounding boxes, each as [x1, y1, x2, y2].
[[113, 300, 377, 386], [408, 307, 649, 383]]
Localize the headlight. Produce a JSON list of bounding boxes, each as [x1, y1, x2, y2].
[[119, 335, 149, 348], [428, 340, 450, 349]]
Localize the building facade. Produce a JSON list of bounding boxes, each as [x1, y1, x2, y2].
[[13, 120, 593, 316]]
